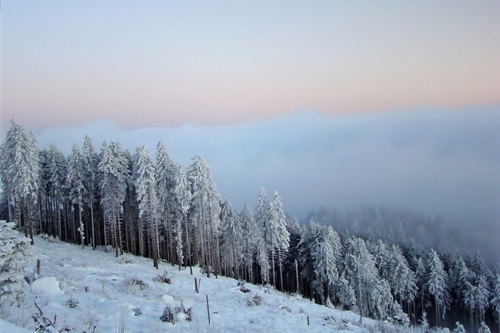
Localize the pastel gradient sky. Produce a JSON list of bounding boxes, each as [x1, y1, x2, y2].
[[2, 1, 500, 130]]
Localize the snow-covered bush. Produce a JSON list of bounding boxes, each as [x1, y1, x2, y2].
[[451, 322, 466, 333], [160, 302, 192, 324], [247, 294, 263, 306], [153, 270, 171, 284], [39, 233, 59, 243], [0, 221, 33, 306], [117, 253, 135, 264], [128, 277, 148, 290], [66, 297, 80, 309], [478, 322, 491, 333]]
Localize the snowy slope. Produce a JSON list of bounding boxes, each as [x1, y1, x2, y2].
[[0, 318, 35, 333], [5, 236, 412, 333]]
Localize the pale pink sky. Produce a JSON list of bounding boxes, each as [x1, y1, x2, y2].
[[2, 1, 500, 131]]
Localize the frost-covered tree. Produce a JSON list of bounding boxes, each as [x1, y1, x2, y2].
[[284, 217, 302, 293], [81, 135, 97, 249], [387, 244, 417, 309], [424, 249, 450, 326], [268, 191, 289, 290], [219, 199, 243, 279], [189, 156, 221, 277], [175, 164, 191, 272], [99, 141, 130, 257], [371, 240, 390, 281], [491, 272, 500, 333], [343, 236, 379, 323], [132, 146, 160, 269], [0, 221, 33, 306], [337, 272, 356, 310], [298, 220, 321, 299], [67, 144, 86, 249], [255, 187, 270, 283], [155, 141, 178, 263], [0, 119, 40, 244], [369, 278, 393, 320], [311, 225, 342, 303], [45, 145, 68, 240], [239, 204, 261, 284]]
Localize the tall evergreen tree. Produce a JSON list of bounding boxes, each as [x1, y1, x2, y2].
[[98, 141, 129, 257], [0, 119, 40, 244], [155, 141, 178, 263], [255, 187, 270, 283], [344, 236, 379, 324], [219, 199, 243, 279], [81, 135, 97, 249], [491, 272, 500, 333], [424, 249, 450, 326], [67, 144, 86, 249], [240, 203, 261, 284], [175, 164, 191, 273], [268, 191, 289, 290], [188, 155, 221, 277], [132, 146, 160, 269]]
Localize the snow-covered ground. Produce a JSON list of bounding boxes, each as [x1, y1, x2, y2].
[[4, 236, 424, 333]]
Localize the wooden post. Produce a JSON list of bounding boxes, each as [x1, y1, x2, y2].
[[37, 259, 41, 275], [194, 278, 199, 293], [85, 286, 90, 292], [206, 294, 211, 325], [307, 315, 309, 326]]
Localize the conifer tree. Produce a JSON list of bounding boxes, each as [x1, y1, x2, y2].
[[0, 119, 40, 244], [491, 272, 500, 333], [424, 249, 450, 326], [67, 144, 86, 249], [98, 141, 129, 257], [133, 146, 160, 269], [239, 203, 261, 283], [189, 155, 221, 277], [175, 164, 191, 273], [155, 141, 178, 263], [344, 237, 379, 323], [268, 191, 289, 290], [81, 135, 97, 249], [255, 187, 270, 283]]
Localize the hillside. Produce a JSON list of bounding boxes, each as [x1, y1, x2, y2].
[[1, 235, 418, 333]]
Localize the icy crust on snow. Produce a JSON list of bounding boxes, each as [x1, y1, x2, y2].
[[2, 236, 433, 333]]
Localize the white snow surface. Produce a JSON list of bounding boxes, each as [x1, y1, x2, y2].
[[31, 277, 64, 295], [0, 318, 35, 333], [6, 236, 417, 332]]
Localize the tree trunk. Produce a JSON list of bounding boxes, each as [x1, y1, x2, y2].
[[78, 204, 84, 249]]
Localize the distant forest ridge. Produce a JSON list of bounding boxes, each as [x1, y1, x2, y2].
[[304, 206, 499, 268]]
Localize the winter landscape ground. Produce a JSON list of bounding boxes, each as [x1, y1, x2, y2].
[[0, 233, 457, 333]]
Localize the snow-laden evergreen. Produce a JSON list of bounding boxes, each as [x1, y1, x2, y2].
[[0, 221, 33, 306], [67, 144, 86, 249], [132, 146, 160, 269], [98, 141, 130, 257], [425, 249, 450, 326], [155, 141, 178, 264], [188, 155, 221, 277]]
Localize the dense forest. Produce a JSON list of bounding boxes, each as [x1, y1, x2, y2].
[[1, 118, 499, 332]]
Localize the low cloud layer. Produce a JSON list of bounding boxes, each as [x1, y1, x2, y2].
[[33, 107, 499, 229]]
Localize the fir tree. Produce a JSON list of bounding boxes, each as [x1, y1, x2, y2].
[[424, 249, 450, 326], [67, 144, 86, 249], [132, 146, 160, 269]]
